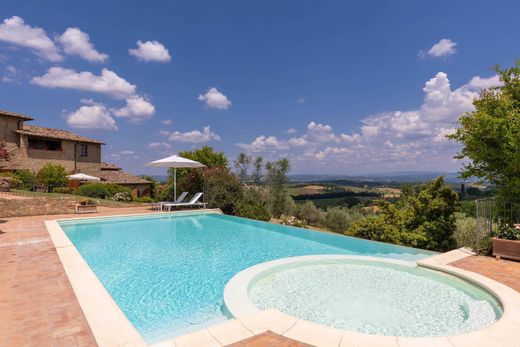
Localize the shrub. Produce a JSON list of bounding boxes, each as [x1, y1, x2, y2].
[[79, 198, 97, 206], [36, 163, 68, 192], [496, 224, 520, 240], [348, 177, 458, 252], [77, 183, 132, 199], [109, 191, 132, 202], [135, 196, 153, 203], [77, 183, 110, 198], [453, 213, 493, 255], [14, 169, 36, 190], [0, 172, 22, 188]]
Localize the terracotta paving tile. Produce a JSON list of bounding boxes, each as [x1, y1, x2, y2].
[[451, 255, 520, 292], [226, 331, 312, 347], [0, 206, 155, 347]]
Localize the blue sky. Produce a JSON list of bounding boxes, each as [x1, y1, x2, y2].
[[1, 1, 519, 175]]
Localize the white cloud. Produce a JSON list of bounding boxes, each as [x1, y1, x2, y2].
[[467, 75, 503, 90], [57, 27, 108, 63], [113, 96, 155, 122], [198, 87, 231, 109], [67, 103, 117, 130], [285, 128, 297, 134], [288, 137, 308, 147], [161, 119, 173, 125], [119, 150, 134, 155], [129, 40, 171, 62], [297, 97, 306, 104], [236, 72, 503, 172], [0, 16, 62, 61], [148, 142, 172, 150], [237, 135, 289, 152], [427, 38, 457, 58], [1, 65, 17, 82], [31, 67, 136, 99], [166, 126, 220, 143]]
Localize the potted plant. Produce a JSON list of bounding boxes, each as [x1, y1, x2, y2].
[[76, 198, 98, 214], [492, 224, 520, 261]]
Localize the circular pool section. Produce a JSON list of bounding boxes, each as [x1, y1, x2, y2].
[[225, 256, 502, 337]]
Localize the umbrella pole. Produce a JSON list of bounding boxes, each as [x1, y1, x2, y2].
[[174, 167, 177, 201]]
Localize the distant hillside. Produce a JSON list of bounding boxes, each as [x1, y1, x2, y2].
[[289, 172, 464, 184]]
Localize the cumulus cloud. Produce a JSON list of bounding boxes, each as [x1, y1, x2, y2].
[[31, 67, 136, 99], [113, 96, 155, 122], [0, 16, 62, 61], [236, 72, 503, 172], [285, 128, 297, 134], [57, 27, 108, 63], [198, 87, 231, 109], [148, 141, 172, 150], [164, 126, 220, 143], [129, 40, 171, 62], [161, 119, 173, 125], [237, 135, 289, 152], [67, 103, 117, 130], [422, 38, 457, 58]]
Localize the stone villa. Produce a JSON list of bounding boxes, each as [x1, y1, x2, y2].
[[0, 109, 151, 197]]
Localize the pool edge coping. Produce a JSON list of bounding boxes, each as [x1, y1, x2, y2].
[[219, 251, 520, 347], [46, 209, 223, 347], [45, 211, 520, 347]]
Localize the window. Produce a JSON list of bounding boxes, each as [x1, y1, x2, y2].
[[28, 138, 62, 151], [79, 144, 88, 157]]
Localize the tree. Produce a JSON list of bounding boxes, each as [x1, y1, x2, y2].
[[448, 60, 520, 203], [251, 156, 264, 185], [202, 167, 243, 214], [295, 200, 324, 225], [165, 146, 229, 200], [178, 145, 228, 168], [348, 177, 458, 252], [237, 187, 271, 221], [265, 158, 291, 218], [234, 153, 251, 183], [36, 163, 68, 192]]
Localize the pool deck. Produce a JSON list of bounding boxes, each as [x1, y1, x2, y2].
[[1, 207, 520, 347]]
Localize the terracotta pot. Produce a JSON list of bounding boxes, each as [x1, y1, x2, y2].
[[492, 237, 520, 261], [75, 204, 97, 214]]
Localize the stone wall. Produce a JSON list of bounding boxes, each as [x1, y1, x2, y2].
[[0, 197, 77, 217], [10, 136, 101, 173]]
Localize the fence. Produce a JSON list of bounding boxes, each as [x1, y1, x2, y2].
[[475, 198, 520, 253]]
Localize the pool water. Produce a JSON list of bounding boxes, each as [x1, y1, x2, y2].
[[249, 260, 502, 337], [60, 212, 434, 343]]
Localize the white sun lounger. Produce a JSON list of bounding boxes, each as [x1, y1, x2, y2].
[[163, 192, 206, 211], [152, 191, 188, 210]]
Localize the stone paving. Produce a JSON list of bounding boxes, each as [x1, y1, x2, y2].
[[1, 207, 519, 347]]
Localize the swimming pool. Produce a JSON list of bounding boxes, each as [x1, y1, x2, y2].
[[246, 258, 502, 337], [59, 212, 434, 343]]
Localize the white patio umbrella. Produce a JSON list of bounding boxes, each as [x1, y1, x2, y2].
[[144, 155, 205, 199], [67, 173, 100, 181]]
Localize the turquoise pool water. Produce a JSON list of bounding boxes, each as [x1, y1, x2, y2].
[[249, 259, 502, 337], [60, 212, 434, 343]]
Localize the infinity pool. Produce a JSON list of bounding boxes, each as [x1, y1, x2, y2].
[[60, 212, 434, 343]]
